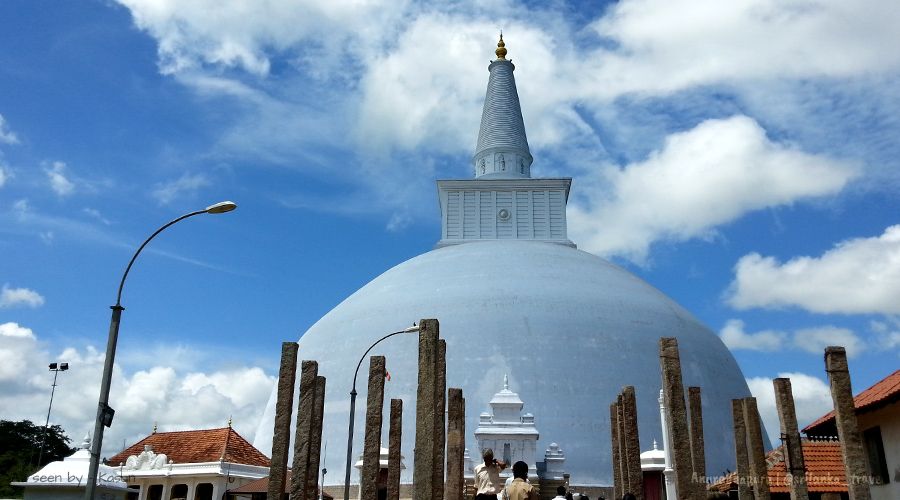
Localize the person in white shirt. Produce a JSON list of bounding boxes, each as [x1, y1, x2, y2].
[[552, 485, 568, 500], [473, 448, 507, 500]]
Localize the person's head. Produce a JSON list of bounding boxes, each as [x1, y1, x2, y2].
[[622, 493, 637, 500], [557, 485, 567, 496], [512, 461, 528, 479], [482, 448, 494, 465]]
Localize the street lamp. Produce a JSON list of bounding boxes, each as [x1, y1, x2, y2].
[[343, 325, 419, 500], [37, 362, 68, 466], [84, 201, 237, 500]]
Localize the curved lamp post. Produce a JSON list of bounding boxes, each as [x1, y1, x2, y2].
[[343, 325, 419, 500], [84, 201, 236, 500]]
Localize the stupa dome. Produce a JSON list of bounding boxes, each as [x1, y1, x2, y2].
[[255, 34, 754, 485], [254, 239, 751, 483]]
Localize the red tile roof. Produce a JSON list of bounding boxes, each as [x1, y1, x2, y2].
[[803, 369, 900, 436], [709, 440, 846, 494], [107, 427, 270, 467]]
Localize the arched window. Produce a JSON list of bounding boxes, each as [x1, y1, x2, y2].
[[169, 483, 187, 500], [195, 483, 214, 500]]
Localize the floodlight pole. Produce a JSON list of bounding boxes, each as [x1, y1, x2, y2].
[[37, 362, 68, 467], [84, 201, 236, 499], [343, 325, 418, 500]]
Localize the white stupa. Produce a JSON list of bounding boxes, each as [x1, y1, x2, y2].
[[254, 34, 755, 484], [474, 375, 540, 478], [11, 433, 127, 500]]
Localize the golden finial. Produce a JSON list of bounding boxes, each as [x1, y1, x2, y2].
[[495, 33, 507, 60]]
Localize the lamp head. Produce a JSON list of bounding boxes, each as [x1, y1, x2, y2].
[[402, 324, 419, 333], [205, 201, 237, 214], [49, 363, 57, 370], [60, 362, 69, 371]]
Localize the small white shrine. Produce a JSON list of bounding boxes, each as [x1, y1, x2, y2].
[[474, 375, 540, 478], [10, 433, 127, 500]]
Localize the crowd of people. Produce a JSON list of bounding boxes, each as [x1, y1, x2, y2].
[[473, 448, 638, 500]]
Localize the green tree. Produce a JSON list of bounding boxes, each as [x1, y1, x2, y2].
[[0, 419, 75, 498]]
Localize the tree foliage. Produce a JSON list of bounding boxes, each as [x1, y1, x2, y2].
[[0, 419, 75, 498]]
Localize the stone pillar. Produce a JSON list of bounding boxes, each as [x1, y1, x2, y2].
[[687, 387, 706, 499], [732, 399, 751, 500], [824, 346, 871, 500], [306, 376, 327, 500], [414, 319, 439, 500], [268, 342, 298, 500], [388, 399, 403, 500], [446, 388, 465, 500], [772, 378, 809, 500], [622, 386, 644, 500], [291, 360, 319, 500], [617, 394, 630, 495], [659, 337, 694, 500], [433, 339, 447, 500], [610, 402, 623, 500], [742, 397, 770, 500], [361, 356, 386, 500]]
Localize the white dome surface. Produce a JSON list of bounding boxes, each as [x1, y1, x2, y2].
[[255, 240, 751, 484]]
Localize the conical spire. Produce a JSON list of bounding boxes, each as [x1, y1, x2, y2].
[[472, 34, 533, 179]]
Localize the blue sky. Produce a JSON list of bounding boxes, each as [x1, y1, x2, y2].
[[1, 0, 898, 462]]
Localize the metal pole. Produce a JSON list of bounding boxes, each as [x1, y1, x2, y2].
[[37, 368, 61, 466], [85, 203, 234, 500], [343, 327, 417, 500]]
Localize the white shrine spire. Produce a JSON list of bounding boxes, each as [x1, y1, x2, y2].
[[472, 34, 533, 179], [436, 34, 573, 248]]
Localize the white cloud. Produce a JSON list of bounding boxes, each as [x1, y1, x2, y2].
[[82, 207, 112, 225], [152, 172, 211, 204], [586, 0, 900, 98], [115, 0, 408, 75], [719, 319, 786, 351], [0, 324, 276, 460], [0, 321, 35, 339], [747, 372, 834, 444], [0, 164, 7, 188], [793, 326, 865, 358], [45, 161, 75, 196], [0, 284, 46, 308], [728, 225, 900, 314], [869, 319, 900, 354], [567, 115, 858, 261], [0, 113, 19, 145]]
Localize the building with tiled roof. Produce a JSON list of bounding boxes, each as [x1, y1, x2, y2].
[[709, 440, 846, 498], [108, 425, 270, 500], [803, 369, 899, 500]]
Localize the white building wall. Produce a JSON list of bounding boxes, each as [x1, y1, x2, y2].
[[857, 402, 900, 500]]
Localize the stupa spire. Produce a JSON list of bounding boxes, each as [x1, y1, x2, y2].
[[472, 34, 533, 179]]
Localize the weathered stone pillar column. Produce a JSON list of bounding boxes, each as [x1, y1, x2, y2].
[[433, 339, 447, 500], [622, 386, 644, 500], [414, 319, 439, 500], [610, 402, 623, 500], [659, 337, 694, 500], [446, 388, 465, 500], [824, 346, 871, 500], [687, 387, 706, 499], [387, 399, 403, 500], [268, 342, 298, 500], [742, 397, 770, 500], [617, 394, 630, 495], [291, 360, 319, 500], [732, 399, 751, 500], [772, 378, 809, 500], [306, 375, 327, 499], [361, 356, 386, 500]]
